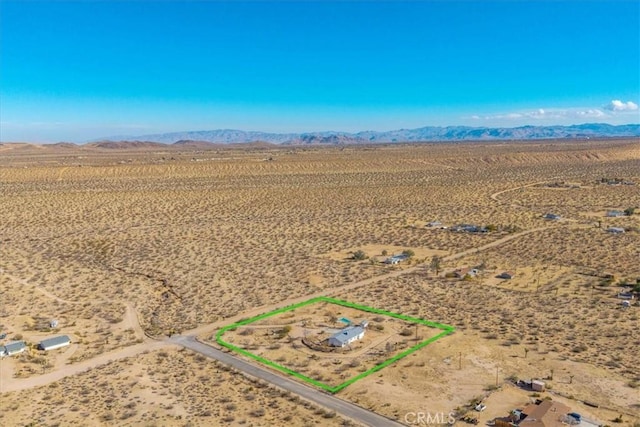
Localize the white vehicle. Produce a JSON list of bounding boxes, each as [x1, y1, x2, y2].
[[475, 404, 487, 412]]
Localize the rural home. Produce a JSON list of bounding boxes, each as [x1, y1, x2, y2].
[[1, 341, 27, 357], [328, 323, 367, 347], [38, 335, 71, 351], [495, 400, 572, 427], [385, 254, 408, 265]]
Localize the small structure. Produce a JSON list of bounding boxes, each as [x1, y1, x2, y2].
[[617, 291, 635, 300], [50, 319, 59, 328], [328, 324, 366, 348], [543, 213, 561, 221], [606, 210, 625, 217], [606, 227, 625, 234], [38, 335, 71, 351], [426, 220, 442, 227], [454, 267, 479, 279], [1, 341, 27, 357], [531, 379, 546, 391], [385, 254, 408, 265], [621, 300, 631, 307], [497, 271, 515, 280], [452, 224, 487, 233]]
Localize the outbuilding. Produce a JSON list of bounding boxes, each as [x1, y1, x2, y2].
[[543, 213, 561, 220], [606, 227, 625, 234], [38, 335, 71, 351], [531, 380, 546, 391]]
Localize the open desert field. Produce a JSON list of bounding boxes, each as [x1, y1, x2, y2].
[[217, 297, 449, 391], [1, 139, 639, 426]]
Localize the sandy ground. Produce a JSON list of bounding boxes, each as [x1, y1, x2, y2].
[[0, 140, 638, 425]]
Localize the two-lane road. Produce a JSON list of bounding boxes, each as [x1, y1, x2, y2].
[[168, 335, 405, 427]]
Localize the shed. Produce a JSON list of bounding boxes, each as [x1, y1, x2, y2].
[[1, 341, 27, 357], [543, 213, 561, 220], [531, 380, 546, 391], [606, 210, 625, 217], [38, 335, 71, 351]]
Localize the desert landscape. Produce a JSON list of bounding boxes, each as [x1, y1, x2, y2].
[[0, 139, 639, 426]]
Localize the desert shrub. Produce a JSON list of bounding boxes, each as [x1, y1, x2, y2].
[[402, 249, 415, 258], [249, 408, 265, 417], [352, 250, 367, 260], [399, 328, 413, 337], [572, 344, 587, 353]]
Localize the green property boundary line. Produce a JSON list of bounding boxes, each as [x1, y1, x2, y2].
[[215, 296, 455, 393]]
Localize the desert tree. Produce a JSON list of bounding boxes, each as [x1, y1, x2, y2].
[[430, 255, 442, 276]]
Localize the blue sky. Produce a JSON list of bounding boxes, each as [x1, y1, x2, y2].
[[1, 1, 639, 142]]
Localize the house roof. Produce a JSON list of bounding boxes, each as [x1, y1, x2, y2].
[[39, 335, 70, 348], [521, 400, 571, 427], [330, 326, 365, 344], [4, 341, 26, 353]]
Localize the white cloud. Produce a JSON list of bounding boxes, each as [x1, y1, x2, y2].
[[575, 109, 606, 118], [605, 100, 638, 112], [479, 107, 609, 122]]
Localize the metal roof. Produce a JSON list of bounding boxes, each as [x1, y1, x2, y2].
[[39, 335, 70, 348], [2, 341, 26, 354], [330, 326, 365, 344]]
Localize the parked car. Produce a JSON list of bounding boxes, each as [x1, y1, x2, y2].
[[475, 404, 487, 412]]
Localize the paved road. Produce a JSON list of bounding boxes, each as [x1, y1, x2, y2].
[[167, 335, 405, 427]]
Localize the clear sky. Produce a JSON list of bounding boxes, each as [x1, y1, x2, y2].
[[1, 0, 639, 142]]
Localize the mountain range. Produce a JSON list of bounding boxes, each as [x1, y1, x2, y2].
[[97, 123, 639, 145]]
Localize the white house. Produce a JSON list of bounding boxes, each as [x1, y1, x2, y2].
[[38, 335, 71, 351], [1, 341, 27, 357], [328, 325, 366, 347]]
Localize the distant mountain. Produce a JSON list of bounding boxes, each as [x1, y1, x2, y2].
[[86, 140, 167, 149], [96, 123, 640, 145]]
